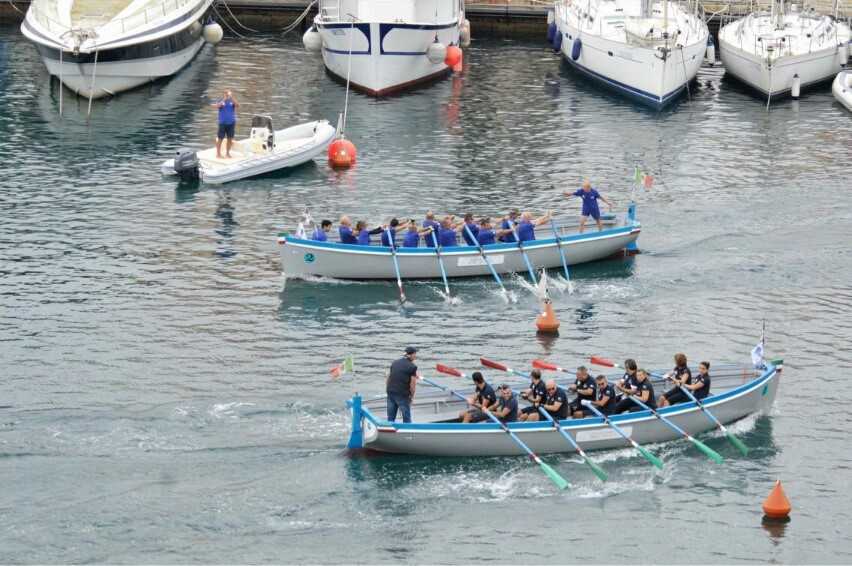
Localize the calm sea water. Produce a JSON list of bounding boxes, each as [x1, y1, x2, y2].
[[2, 25, 851, 564]]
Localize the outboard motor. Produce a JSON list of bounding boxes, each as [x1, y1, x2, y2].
[[173, 149, 199, 181]]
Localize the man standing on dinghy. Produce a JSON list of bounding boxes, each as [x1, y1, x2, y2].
[[386, 346, 421, 423], [213, 90, 239, 159]]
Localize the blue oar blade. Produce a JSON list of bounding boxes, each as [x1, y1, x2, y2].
[[539, 461, 570, 490], [584, 457, 608, 482], [690, 437, 724, 464], [726, 431, 749, 456], [637, 445, 665, 470]]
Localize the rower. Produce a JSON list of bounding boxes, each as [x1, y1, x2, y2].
[[492, 384, 519, 423], [590, 374, 617, 415], [658, 353, 693, 408], [461, 213, 480, 245], [380, 218, 407, 247], [459, 372, 497, 423], [423, 210, 441, 248], [498, 209, 520, 243], [516, 211, 552, 242], [311, 220, 332, 241], [661, 360, 711, 406], [524, 379, 568, 422], [355, 220, 384, 245], [476, 218, 496, 245], [563, 179, 614, 233], [338, 215, 357, 244], [438, 216, 462, 247], [386, 346, 420, 423], [568, 365, 596, 418], [612, 369, 655, 413], [402, 219, 433, 248], [616, 358, 639, 398], [518, 369, 547, 421]]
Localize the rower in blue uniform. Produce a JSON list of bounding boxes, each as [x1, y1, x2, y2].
[[380, 218, 407, 247], [338, 216, 357, 244], [524, 379, 568, 422], [311, 220, 332, 241], [498, 209, 520, 242], [402, 220, 434, 248], [590, 374, 617, 415], [476, 218, 496, 245], [460, 372, 498, 423], [568, 365, 596, 418], [355, 220, 384, 246], [516, 211, 553, 242], [438, 216, 462, 247], [518, 369, 547, 421], [462, 213, 480, 245], [658, 353, 693, 407], [563, 179, 614, 233], [423, 211, 441, 248], [492, 384, 519, 423], [612, 369, 655, 413]]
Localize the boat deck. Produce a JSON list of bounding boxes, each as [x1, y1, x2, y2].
[[198, 138, 313, 169]]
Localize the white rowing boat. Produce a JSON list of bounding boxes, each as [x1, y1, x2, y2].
[[833, 69, 852, 112]]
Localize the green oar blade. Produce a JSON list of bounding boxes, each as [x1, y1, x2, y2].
[[636, 445, 665, 470], [725, 431, 749, 456], [539, 461, 570, 490], [690, 437, 724, 464], [584, 457, 609, 482]]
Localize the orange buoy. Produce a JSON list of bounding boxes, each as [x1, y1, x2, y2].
[[536, 298, 560, 334], [445, 45, 462, 68], [328, 137, 356, 169], [452, 49, 463, 73], [762, 480, 792, 519]]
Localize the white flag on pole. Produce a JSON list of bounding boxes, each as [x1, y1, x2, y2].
[[751, 341, 765, 368]]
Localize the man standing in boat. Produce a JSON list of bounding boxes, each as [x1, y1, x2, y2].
[[386, 346, 420, 423], [564, 180, 614, 233], [213, 90, 239, 159]]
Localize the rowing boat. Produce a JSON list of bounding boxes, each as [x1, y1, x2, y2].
[[278, 207, 640, 280], [345, 361, 781, 456]]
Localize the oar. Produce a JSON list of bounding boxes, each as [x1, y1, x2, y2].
[[424, 369, 569, 490], [429, 231, 452, 300], [479, 358, 607, 481], [385, 228, 406, 304], [666, 376, 749, 456], [591, 356, 745, 456], [462, 223, 508, 297], [621, 393, 724, 464], [506, 220, 538, 285], [548, 218, 573, 294], [580, 400, 664, 470]]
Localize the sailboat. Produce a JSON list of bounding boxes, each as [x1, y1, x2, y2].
[[718, 0, 851, 101], [552, 0, 709, 109]]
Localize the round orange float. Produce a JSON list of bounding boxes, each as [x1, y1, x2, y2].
[[536, 298, 560, 334], [762, 479, 792, 519], [445, 45, 462, 68], [328, 138, 357, 169]]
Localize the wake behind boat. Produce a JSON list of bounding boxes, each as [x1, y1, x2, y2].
[[552, 0, 709, 109], [278, 208, 639, 280], [162, 116, 336, 184], [21, 0, 219, 99]]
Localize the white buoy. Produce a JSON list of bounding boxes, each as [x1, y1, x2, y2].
[[303, 25, 323, 53], [203, 22, 223, 44], [460, 19, 471, 47], [427, 39, 447, 64], [791, 73, 801, 99]]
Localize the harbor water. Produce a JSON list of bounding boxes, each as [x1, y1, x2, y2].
[[2, 25, 852, 563]]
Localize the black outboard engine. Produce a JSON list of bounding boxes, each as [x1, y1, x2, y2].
[[173, 149, 199, 181]]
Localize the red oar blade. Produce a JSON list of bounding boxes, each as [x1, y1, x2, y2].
[[532, 359, 558, 371], [590, 356, 615, 367], [436, 364, 463, 377], [480, 358, 508, 372]]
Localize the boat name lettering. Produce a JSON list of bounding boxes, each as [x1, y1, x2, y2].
[[575, 426, 632, 442], [457, 255, 505, 267], [304, 253, 316, 264]]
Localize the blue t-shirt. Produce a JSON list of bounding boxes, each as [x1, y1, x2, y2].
[[462, 222, 480, 245], [574, 188, 601, 210], [496, 394, 518, 422], [311, 227, 327, 242], [477, 229, 496, 246], [475, 383, 497, 407], [357, 229, 372, 246], [499, 219, 517, 243], [218, 99, 236, 125], [438, 227, 457, 247], [423, 220, 441, 247], [339, 226, 357, 245], [381, 229, 397, 248], [402, 230, 420, 248], [517, 220, 536, 242]]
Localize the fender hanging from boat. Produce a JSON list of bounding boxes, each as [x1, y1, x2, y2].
[[572, 38, 582, 61]]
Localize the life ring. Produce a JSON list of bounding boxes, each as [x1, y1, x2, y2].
[[572, 38, 582, 60]]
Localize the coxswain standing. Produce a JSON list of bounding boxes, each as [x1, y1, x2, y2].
[[385, 346, 420, 423], [563, 180, 614, 233]]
